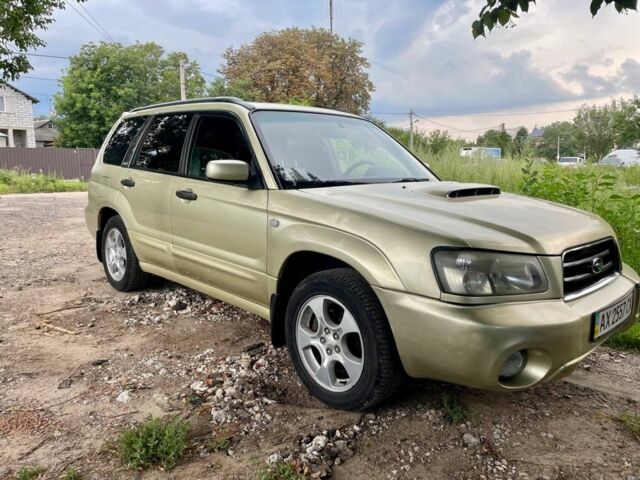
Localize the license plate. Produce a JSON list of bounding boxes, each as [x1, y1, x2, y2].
[[591, 291, 635, 340]]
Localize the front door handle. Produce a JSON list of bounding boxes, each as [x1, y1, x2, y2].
[[176, 189, 197, 201], [120, 178, 135, 188]]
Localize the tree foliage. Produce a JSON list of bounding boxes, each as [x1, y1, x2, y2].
[[220, 28, 374, 114], [477, 125, 513, 154], [535, 121, 581, 160], [0, 0, 86, 80], [472, 0, 637, 38], [54, 42, 205, 148]]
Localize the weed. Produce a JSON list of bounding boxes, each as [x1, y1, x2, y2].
[[440, 392, 468, 423], [256, 463, 304, 480], [0, 168, 87, 195], [61, 468, 83, 480], [16, 466, 46, 480], [206, 433, 232, 452], [117, 416, 189, 470], [619, 412, 640, 439]]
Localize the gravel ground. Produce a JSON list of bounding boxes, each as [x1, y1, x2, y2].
[[0, 192, 639, 480]]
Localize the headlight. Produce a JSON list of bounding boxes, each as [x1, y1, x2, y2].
[[433, 249, 548, 296]]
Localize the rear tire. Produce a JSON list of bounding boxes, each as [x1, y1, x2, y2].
[[285, 268, 403, 410], [101, 215, 148, 291]]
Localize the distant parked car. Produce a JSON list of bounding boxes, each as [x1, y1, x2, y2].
[[598, 149, 640, 167], [459, 146, 502, 159], [558, 156, 585, 168]]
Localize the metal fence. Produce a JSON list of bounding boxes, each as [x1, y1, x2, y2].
[[0, 147, 97, 179]]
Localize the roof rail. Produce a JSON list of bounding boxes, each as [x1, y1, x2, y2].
[[129, 96, 254, 113]]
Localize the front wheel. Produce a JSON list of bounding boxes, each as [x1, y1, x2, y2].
[[101, 215, 148, 291], [285, 268, 403, 410]]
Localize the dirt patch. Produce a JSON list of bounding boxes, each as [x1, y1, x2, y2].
[[0, 192, 639, 479]]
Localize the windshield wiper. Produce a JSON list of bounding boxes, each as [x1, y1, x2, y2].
[[294, 180, 366, 189], [392, 177, 431, 183]]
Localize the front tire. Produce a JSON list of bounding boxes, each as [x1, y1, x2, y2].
[[101, 215, 148, 291], [285, 268, 403, 410]]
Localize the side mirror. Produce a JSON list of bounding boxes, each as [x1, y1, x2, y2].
[[205, 160, 249, 182]]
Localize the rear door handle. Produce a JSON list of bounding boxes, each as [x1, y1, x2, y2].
[[120, 178, 135, 188], [176, 189, 197, 201]]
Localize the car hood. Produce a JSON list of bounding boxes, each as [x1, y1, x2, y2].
[[299, 181, 614, 255]]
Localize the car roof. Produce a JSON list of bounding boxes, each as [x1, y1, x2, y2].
[[128, 96, 361, 119]]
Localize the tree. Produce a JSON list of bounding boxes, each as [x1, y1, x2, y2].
[[573, 104, 616, 161], [535, 121, 580, 160], [476, 125, 513, 155], [611, 97, 640, 147], [512, 126, 529, 155], [472, 0, 637, 38], [206, 78, 259, 101], [219, 28, 374, 114], [0, 0, 86, 80], [54, 42, 205, 148]]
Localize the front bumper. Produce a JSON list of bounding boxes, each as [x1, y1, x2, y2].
[[375, 264, 640, 391]]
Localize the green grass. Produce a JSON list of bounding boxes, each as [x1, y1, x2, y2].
[[618, 412, 640, 439], [206, 433, 231, 452], [117, 416, 189, 470], [607, 322, 640, 351], [61, 468, 83, 480], [257, 463, 304, 480], [16, 466, 46, 480], [440, 392, 468, 423], [0, 168, 87, 194]]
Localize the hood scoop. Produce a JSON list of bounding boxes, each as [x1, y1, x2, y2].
[[447, 186, 501, 198], [419, 182, 501, 199]]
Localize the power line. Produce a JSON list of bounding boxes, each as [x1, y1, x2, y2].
[[22, 75, 59, 82], [64, 0, 112, 42], [10, 51, 71, 59], [370, 107, 578, 118], [76, 1, 115, 42]]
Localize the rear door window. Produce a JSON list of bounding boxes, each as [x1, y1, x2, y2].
[[132, 113, 192, 174], [103, 116, 147, 166]]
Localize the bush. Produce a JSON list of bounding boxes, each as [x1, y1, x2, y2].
[[16, 466, 46, 480], [257, 463, 304, 480], [118, 416, 189, 470], [618, 412, 640, 439], [0, 168, 87, 194]]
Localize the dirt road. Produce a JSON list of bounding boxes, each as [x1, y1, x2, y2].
[[0, 192, 639, 480]]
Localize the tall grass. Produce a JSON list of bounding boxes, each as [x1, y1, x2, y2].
[[0, 169, 87, 194]]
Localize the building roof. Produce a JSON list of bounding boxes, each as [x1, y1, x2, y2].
[[529, 126, 544, 138], [0, 82, 39, 103], [34, 119, 54, 129]]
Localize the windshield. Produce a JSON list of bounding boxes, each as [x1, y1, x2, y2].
[[559, 157, 578, 163], [251, 111, 436, 188]]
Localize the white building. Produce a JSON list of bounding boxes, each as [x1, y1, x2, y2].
[[0, 82, 38, 148]]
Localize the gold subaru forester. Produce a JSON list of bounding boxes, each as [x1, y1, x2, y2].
[[85, 97, 639, 410]]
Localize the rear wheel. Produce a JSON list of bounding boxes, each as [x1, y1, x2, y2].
[[285, 268, 403, 410], [101, 215, 148, 291]]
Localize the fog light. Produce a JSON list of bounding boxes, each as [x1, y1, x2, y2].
[[499, 350, 527, 380]]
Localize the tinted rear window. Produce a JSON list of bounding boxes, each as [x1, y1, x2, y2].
[[103, 117, 147, 166], [132, 113, 192, 174]]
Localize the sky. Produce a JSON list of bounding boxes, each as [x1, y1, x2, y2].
[[12, 0, 640, 139]]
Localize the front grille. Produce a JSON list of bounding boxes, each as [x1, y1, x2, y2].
[[562, 238, 621, 297]]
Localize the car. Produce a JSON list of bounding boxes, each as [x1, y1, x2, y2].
[[459, 146, 502, 159], [85, 97, 640, 410], [558, 156, 585, 168], [598, 149, 640, 167]]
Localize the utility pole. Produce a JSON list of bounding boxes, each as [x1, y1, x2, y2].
[[409, 109, 415, 151], [329, 0, 334, 34], [556, 135, 560, 162], [179, 62, 187, 101]]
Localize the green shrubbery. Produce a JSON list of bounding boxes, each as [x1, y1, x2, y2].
[[0, 169, 87, 194]]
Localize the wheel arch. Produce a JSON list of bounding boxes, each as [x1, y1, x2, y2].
[[270, 244, 403, 347], [96, 206, 120, 262]]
